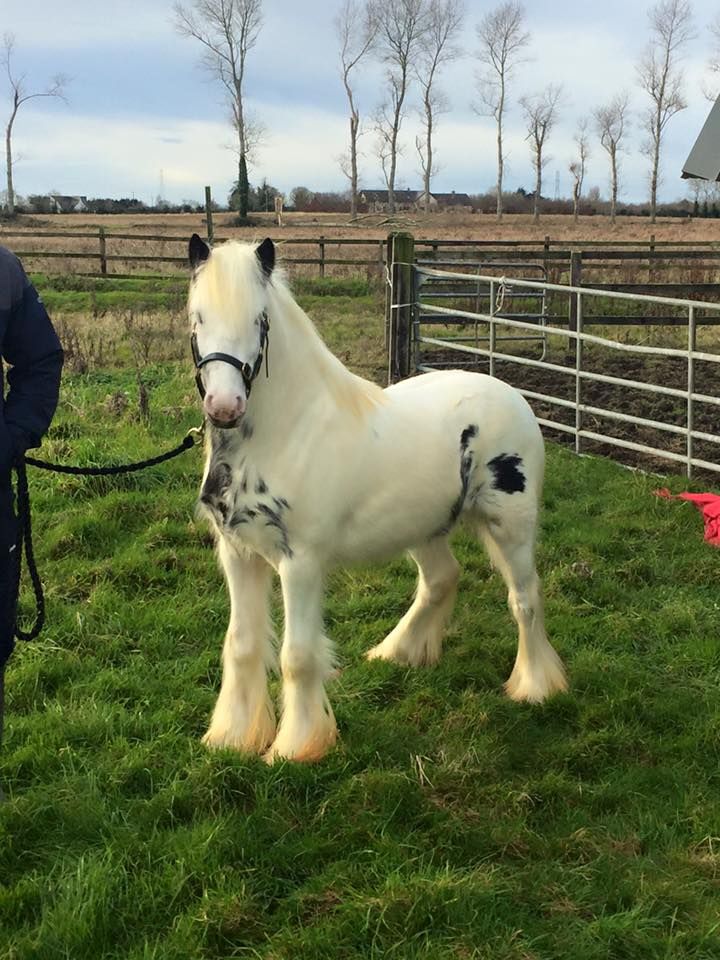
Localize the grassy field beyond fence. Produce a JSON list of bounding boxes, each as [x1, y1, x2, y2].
[[1, 274, 719, 959]]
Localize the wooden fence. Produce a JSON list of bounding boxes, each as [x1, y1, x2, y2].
[[1, 227, 720, 303]]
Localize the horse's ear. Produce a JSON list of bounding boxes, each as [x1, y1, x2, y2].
[[256, 238, 275, 278], [189, 233, 210, 269]]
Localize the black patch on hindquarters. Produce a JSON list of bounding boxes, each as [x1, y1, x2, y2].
[[257, 502, 293, 558], [437, 424, 479, 536], [460, 425, 478, 448], [487, 453, 526, 495]]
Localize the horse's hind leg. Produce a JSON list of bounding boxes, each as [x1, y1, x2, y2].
[[366, 537, 460, 667], [479, 514, 567, 703], [203, 539, 277, 754]]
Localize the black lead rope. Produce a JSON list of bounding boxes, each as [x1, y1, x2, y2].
[[11, 426, 204, 642], [12, 459, 45, 642]]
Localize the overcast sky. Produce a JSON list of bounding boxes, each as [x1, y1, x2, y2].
[[2, 0, 717, 207]]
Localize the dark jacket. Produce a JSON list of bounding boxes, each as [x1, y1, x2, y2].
[[0, 245, 64, 481]]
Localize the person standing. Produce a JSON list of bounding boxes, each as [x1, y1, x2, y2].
[[0, 245, 63, 748]]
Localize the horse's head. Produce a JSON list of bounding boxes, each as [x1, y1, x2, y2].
[[187, 234, 274, 428]]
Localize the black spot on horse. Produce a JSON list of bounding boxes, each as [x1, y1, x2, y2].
[[201, 462, 232, 503], [240, 419, 254, 441], [487, 453, 526, 495], [211, 427, 231, 452], [257, 502, 293, 558], [230, 506, 257, 526], [461, 424, 478, 447], [439, 424, 480, 535], [256, 477, 267, 494]]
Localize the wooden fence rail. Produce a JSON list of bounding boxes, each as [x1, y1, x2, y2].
[[1, 228, 720, 309]]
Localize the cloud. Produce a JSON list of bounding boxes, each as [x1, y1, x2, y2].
[[12, 110, 233, 202], [2, 0, 713, 205]]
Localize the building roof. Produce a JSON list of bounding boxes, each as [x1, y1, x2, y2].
[[682, 96, 720, 181]]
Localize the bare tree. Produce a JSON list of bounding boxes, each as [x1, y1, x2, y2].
[[173, 0, 263, 220], [474, 2, 530, 221], [414, 0, 464, 214], [520, 84, 562, 224], [704, 12, 720, 100], [372, 0, 429, 214], [637, 0, 694, 223], [2, 34, 68, 217], [336, 1, 378, 218], [594, 92, 630, 225], [686, 175, 707, 215], [568, 119, 590, 224]]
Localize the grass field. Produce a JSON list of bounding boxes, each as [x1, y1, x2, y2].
[[1, 271, 720, 958]]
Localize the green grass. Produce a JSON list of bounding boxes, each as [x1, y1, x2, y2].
[[30, 273, 375, 315], [2, 283, 720, 958]]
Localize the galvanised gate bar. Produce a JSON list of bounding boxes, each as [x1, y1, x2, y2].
[[388, 244, 720, 479]]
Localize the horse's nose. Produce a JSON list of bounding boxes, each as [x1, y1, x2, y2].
[[204, 393, 245, 423]]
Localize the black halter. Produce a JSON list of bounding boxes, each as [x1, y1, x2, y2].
[[190, 311, 269, 400]]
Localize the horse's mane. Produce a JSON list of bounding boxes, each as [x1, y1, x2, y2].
[[197, 241, 384, 418]]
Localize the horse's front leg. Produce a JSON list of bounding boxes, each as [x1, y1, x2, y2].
[[203, 538, 276, 754], [265, 556, 337, 763]]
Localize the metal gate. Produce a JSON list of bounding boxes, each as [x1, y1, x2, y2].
[[388, 252, 720, 478]]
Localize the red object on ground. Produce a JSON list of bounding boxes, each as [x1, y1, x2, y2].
[[654, 489, 720, 547]]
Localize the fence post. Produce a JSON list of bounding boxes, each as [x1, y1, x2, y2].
[[687, 304, 696, 479], [319, 236, 325, 278], [205, 186, 214, 244], [387, 231, 415, 385], [575, 291, 584, 455], [98, 226, 107, 275], [649, 232, 656, 285], [568, 251, 582, 333]]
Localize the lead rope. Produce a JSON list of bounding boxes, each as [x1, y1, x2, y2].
[[12, 425, 204, 641]]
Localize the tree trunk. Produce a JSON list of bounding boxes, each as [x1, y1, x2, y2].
[[388, 135, 397, 215], [349, 111, 359, 218], [610, 148, 618, 225], [649, 143, 659, 223], [424, 99, 433, 215], [238, 153, 249, 218], [533, 155, 541, 224], [496, 79, 505, 222], [5, 110, 17, 217]]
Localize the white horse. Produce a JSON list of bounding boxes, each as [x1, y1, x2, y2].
[[186, 234, 567, 763]]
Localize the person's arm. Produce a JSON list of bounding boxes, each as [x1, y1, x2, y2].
[[1, 249, 63, 466]]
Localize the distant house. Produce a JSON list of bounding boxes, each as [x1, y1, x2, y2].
[[359, 188, 418, 212], [415, 190, 473, 213], [359, 188, 473, 213], [47, 194, 89, 213]]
